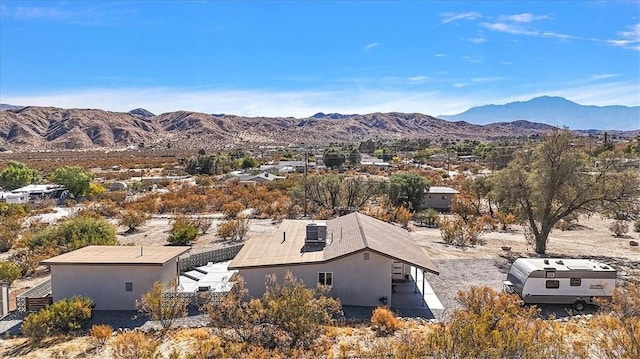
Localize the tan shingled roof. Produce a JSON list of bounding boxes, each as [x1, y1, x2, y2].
[[229, 212, 439, 274], [41, 245, 191, 266]]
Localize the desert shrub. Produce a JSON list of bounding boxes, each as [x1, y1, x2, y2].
[[222, 201, 245, 218], [0, 261, 21, 284], [21, 308, 54, 344], [21, 296, 93, 343], [192, 216, 214, 235], [111, 331, 159, 359], [609, 220, 630, 237], [634, 218, 640, 233], [48, 296, 94, 333], [0, 215, 23, 252], [0, 202, 28, 217], [495, 210, 517, 231], [136, 280, 188, 334], [9, 246, 61, 276], [216, 217, 250, 242], [425, 286, 570, 358], [207, 272, 342, 350], [118, 209, 151, 234], [556, 212, 580, 231], [370, 307, 401, 336], [90, 324, 113, 347], [437, 215, 483, 247], [28, 216, 117, 253], [95, 190, 127, 204], [167, 216, 199, 246], [414, 209, 439, 227], [392, 207, 411, 229], [592, 282, 640, 359]]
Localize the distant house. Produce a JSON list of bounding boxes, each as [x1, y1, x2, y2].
[[424, 186, 459, 211], [11, 184, 67, 202], [229, 212, 439, 308], [0, 191, 29, 204], [41, 246, 190, 310], [229, 172, 286, 185]]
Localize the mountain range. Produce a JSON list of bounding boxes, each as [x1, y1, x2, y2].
[[0, 96, 637, 151], [440, 96, 639, 131]]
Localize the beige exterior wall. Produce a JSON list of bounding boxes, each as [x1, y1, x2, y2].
[[238, 251, 394, 307], [424, 193, 455, 210], [49, 258, 180, 310]]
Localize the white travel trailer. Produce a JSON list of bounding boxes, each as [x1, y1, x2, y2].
[[503, 258, 616, 311]]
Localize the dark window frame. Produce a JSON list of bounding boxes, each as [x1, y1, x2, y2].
[[570, 277, 581, 286], [318, 272, 333, 286], [545, 280, 560, 289]]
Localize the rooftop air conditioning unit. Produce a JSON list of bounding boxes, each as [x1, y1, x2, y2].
[[306, 223, 327, 245]]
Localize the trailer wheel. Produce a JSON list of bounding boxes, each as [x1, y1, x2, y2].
[[574, 301, 586, 311]]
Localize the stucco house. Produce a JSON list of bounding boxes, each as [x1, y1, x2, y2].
[[424, 186, 459, 211], [228, 212, 439, 307], [41, 245, 190, 310]]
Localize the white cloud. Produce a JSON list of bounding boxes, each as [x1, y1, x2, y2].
[[434, 53, 447, 57], [589, 73, 620, 80], [469, 36, 487, 44], [407, 76, 429, 83], [501, 13, 549, 23], [452, 83, 467, 88], [609, 23, 640, 51], [482, 22, 537, 36], [471, 77, 504, 83], [461, 56, 483, 63], [364, 42, 379, 51], [440, 12, 481, 24]]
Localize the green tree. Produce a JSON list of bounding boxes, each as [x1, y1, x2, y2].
[[50, 166, 93, 198], [167, 216, 198, 245], [387, 172, 429, 212], [347, 147, 362, 166], [323, 147, 345, 168], [29, 216, 118, 253], [0, 161, 41, 190], [491, 129, 639, 254]]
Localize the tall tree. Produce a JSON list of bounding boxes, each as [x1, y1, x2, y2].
[[387, 172, 429, 212], [491, 129, 639, 254], [50, 166, 93, 198], [323, 147, 345, 168], [0, 161, 41, 190]]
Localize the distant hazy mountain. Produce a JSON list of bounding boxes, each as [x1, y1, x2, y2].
[[440, 96, 639, 131], [128, 108, 155, 118], [0, 104, 25, 111], [311, 112, 356, 120]]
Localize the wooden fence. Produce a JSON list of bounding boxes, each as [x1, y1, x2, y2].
[[17, 279, 52, 312]]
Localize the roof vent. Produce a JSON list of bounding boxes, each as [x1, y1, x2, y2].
[[544, 259, 549, 265], [556, 260, 564, 265], [305, 223, 327, 246]]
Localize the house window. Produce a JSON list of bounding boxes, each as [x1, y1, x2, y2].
[[364, 252, 370, 260], [545, 271, 556, 278], [125, 282, 133, 292], [442, 196, 447, 200], [319, 272, 333, 286], [570, 277, 581, 287], [546, 280, 560, 289]]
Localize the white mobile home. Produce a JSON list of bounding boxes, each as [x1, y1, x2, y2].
[[502, 258, 616, 311]]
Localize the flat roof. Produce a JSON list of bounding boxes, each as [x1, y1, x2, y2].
[[427, 186, 459, 194], [514, 258, 616, 272], [41, 245, 191, 266], [229, 212, 439, 275]]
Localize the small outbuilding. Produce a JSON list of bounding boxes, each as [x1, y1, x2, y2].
[[423, 186, 459, 211], [41, 245, 190, 310]]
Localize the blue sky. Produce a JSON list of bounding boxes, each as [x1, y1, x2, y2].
[[1, 1, 638, 118]]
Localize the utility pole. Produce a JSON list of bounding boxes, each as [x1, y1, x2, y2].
[[303, 147, 308, 218]]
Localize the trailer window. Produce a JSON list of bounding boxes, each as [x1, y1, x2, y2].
[[545, 271, 556, 278], [546, 280, 560, 289], [570, 277, 581, 286]]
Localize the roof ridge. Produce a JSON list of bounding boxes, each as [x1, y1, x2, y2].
[[355, 213, 368, 248]]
